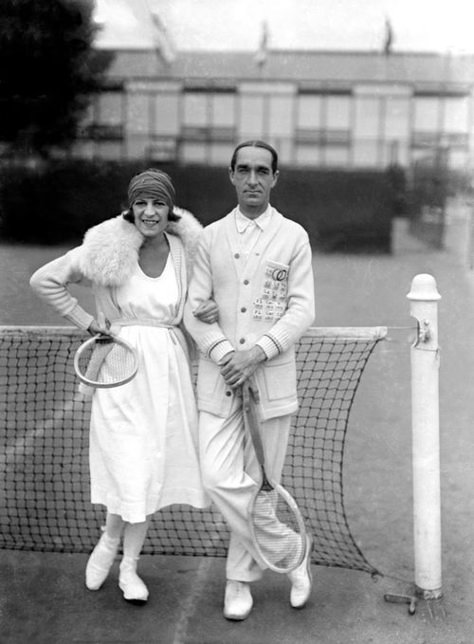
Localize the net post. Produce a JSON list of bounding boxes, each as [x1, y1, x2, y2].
[[407, 273, 442, 600]]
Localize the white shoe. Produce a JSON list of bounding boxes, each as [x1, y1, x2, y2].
[[288, 534, 313, 608], [223, 580, 253, 621], [85, 534, 120, 591], [119, 559, 149, 604]]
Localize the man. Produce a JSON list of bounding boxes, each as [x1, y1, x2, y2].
[[184, 140, 315, 621]]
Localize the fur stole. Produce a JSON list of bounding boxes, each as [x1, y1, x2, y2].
[[78, 207, 203, 287]]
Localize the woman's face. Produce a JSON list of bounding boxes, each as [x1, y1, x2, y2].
[[132, 198, 169, 239]]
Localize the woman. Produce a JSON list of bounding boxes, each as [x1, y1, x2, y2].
[[30, 169, 216, 604]]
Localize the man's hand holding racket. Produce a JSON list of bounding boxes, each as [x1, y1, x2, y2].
[[219, 346, 266, 389]]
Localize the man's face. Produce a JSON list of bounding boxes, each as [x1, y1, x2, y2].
[[229, 146, 279, 217]]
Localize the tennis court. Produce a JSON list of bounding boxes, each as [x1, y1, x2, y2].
[[1, 216, 474, 643]]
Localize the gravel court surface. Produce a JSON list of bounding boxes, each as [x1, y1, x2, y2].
[[1, 215, 474, 643]]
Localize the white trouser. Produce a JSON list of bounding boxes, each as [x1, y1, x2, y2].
[[199, 395, 291, 583]]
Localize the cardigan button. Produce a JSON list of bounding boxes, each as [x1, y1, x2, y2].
[[239, 338, 245, 344], [243, 279, 249, 285], [225, 390, 232, 397], [234, 253, 240, 259], [240, 307, 247, 313]]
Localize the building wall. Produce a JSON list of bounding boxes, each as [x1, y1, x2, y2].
[[75, 73, 474, 171]]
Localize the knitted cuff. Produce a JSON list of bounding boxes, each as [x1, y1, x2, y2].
[[256, 334, 281, 361], [209, 339, 235, 363]]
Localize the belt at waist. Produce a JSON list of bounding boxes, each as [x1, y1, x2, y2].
[[111, 318, 175, 329], [110, 319, 182, 346]]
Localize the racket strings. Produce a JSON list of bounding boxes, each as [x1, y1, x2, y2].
[[76, 338, 137, 387], [95, 343, 136, 385], [76, 341, 111, 381], [250, 490, 304, 570]]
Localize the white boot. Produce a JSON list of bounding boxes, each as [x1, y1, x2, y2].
[[118, 556, 149, 604], [85, 533, 120, 591]]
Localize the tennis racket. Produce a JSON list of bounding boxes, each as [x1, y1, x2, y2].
[[242, 379, 308, 574], [74, 333, 138, 389]]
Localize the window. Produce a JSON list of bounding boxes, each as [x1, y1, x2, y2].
[[211, 93, 236, 130], [294, 144, 321, 166], [413, 97, 440, 133], [181, 91, 237, 142], [354, 96, 380, 138], [126, 93, 150, 134], [326, 96, 350, 131], [384, 98, 410, 139], [268, 96, 293, 136], [97, 92, 123, 126], [183, 92, 208, 128], [152, 92, 180, 135], [383, 98, 411, 166], [239, 95, 265, 138], [295, 93, 351, 166], [179, 141, 207, 163], [353, 96, 382, 166], [296, 95, 322, 134], [443, 96, 469, 134]]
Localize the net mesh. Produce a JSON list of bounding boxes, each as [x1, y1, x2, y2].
[[0, 325, 386, 574]]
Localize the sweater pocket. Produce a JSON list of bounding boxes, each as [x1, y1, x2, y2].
[[259, 355, 297, 402]]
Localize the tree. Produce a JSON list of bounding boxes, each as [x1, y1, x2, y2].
[[0, 0, 112, 157]]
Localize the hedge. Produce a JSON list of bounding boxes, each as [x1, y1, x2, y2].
[[0, 159, 398, 252]]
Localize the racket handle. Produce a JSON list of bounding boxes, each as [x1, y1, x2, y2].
[[79, 335, 114, 384], [85, 346, 106, 382], [242, 380, 267, 471]]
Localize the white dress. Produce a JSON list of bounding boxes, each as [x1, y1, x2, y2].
[[89, 253, 208, 523]]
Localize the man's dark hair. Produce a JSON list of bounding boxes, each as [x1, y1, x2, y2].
[[230, 140, 279, 174]]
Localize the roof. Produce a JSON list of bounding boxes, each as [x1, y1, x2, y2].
[[103, 49, 474, 90]]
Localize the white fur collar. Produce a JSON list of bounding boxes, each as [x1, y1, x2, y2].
[[78, 207, 203, 287]]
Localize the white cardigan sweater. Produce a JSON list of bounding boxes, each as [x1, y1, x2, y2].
[[30, 208, 203, 334], [183, 206, 315, 420]]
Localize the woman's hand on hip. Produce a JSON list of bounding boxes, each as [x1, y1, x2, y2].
[[87, 312, 111, 336]]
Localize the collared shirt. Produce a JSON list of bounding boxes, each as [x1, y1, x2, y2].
[[235, 206, 273, 263]]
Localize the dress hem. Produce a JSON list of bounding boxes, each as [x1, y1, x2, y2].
[[91, 488, 211, 523]]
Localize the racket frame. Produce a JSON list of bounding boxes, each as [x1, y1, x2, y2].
[[242, 380, 308, 573], [74, 333, 138, 389]]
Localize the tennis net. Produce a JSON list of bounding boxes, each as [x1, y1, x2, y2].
[[0, 325, 386, 575]]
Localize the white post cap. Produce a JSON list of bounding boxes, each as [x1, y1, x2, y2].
[[407, 273, 441, 302]]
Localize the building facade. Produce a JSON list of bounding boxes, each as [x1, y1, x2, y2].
[[76, 43, 474, 171]]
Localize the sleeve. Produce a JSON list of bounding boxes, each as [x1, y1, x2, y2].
[[183, 231, 234, 363], [29, 247, 95, 331], [255, 233, 315, 360]]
